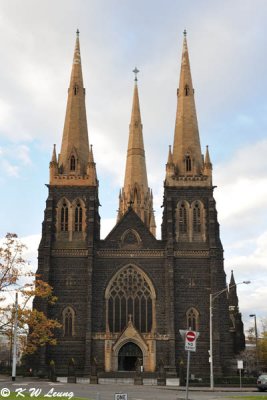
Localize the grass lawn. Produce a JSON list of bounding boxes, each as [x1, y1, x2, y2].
[[4, 393, 89, 400], [231, 396, 267, 399]]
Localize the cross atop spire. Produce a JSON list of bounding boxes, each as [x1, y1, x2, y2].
[[133, 67, 139, 82], [76, 28, 80, 37], [183, 28, 187, 37]]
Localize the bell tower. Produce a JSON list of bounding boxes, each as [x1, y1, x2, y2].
[[34, 30, 100, 375], [162, 31, 233, 376]]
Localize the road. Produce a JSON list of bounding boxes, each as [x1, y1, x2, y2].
[[0, 377, 263, 400]]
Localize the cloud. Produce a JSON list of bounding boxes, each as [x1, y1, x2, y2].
[[16, 145, 32, 165], [1, 159, 19, 177], [208, 138, 267, 330], [214, 139, 267, 241], [0, 144, 32, 181]]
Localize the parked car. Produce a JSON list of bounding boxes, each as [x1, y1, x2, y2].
[[257, 374, 267, 391]]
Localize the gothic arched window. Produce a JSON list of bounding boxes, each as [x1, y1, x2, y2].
[[70, 155, 76, 171], [193, 202, 201, 233], [61, 202, 69, 231], [106, 265, 155, 334], [179, 203, 187, 234], [185, 155, 192, 172], [186, 307, 199, 331], [74, 203, 82, 232], [63, 307, 75, 337]]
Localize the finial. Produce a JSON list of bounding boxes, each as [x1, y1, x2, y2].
[[76, 29, 80, 37], [133, 67, 140, 82], [183, 29, 187, 37]]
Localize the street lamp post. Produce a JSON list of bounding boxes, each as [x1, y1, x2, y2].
[[12, 292, 18, 382], [249, 314, 258, 373], [209, 280, 250, 390]]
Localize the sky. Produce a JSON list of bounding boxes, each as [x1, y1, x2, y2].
[[0, 0, 266, 334]]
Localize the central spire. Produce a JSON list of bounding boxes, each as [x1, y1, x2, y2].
[[118, 70, 156, 236], [58, 30, 90, 175]]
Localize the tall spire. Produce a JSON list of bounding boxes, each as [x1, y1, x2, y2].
[[50, 31, 97, 187], [166, 31, 212, 186], [118, 70, 156, 236], [173, 31, 202, 175], [58, 30, 89, 176]]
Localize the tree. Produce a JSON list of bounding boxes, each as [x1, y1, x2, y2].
[[0, 233, 61, 355], [244, 320, 267, 374], [258, 319, 267, 372]]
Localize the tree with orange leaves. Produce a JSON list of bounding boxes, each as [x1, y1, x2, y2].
[[0, 233, 61, 355]]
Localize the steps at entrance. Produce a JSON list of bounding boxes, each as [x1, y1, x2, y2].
[[98, 371, 156, 379]]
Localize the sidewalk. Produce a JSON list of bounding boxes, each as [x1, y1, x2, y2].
[[0, 376, 257, 393]]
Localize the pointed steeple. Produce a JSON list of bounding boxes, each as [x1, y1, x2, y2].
[[118, 70, 156, 236], [58, 30, 90, 176], [172, 30, 202, 174], [228, 270, 239, 309], [166, 31, 212, 187], [50, 31, 97, 187]]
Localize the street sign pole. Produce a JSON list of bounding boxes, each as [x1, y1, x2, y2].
[[179, 330, 199, 400], [185, 349, 191, 400]]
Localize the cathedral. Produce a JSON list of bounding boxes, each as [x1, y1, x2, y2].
[[33, 31, 245, 378]]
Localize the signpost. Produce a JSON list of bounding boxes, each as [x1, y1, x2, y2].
[[185, 330, 197, 351], [179, 329, 199, 400]]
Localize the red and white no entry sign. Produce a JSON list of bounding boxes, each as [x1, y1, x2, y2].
[[186, 331, 196, 342]]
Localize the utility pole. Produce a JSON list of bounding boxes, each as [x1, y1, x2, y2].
[[249, 314, 258, 373], [12, 292, 18, 382]]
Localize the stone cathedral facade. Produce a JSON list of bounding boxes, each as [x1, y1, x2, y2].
[[33, 32, 245, 377]]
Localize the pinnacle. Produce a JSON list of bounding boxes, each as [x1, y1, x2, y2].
[[167, 145, 173, 164], [205, 145, 211, 165], [51, 144, 57, 163]]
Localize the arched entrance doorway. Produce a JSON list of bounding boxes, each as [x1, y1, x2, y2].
[[118, 342, 143, 371]]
